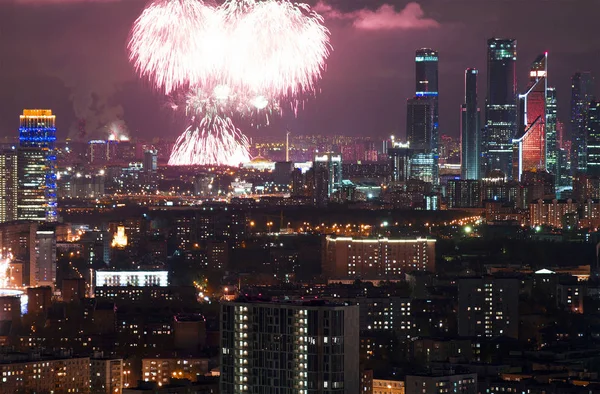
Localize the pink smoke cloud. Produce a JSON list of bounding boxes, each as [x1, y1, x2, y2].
[[315, 1, 440, 30]]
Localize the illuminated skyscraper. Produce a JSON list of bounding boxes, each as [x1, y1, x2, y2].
[[407, 49, 439, 185], [482, 38, 517, 178], [546, 86, 558, 177], [313, 153, 342, 206], [513, 53, 548, 181], [415, 48, 439, 97], [0, 149, 18, 223], [587, 100, 600, 176], [460, 69, 481, 180], [571, 72, 595, 173], [17, 110, 57, 222]]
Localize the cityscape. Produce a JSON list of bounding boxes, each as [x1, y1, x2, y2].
[[1, 0, 600, 394]]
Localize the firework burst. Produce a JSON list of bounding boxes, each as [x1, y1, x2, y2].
[[168, 115, 251, 166], [128, 0, 330, 166]]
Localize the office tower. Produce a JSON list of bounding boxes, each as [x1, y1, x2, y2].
[[313, 153, 342, 205], [482, 39, 517, 178], [405, 373, 477, 394], [322, 236, 436, 279], [513, 53, 548, 181], [571, 72, 595, 172], [415, 48, 439, 96], [546, 86, 558, 176], [143, 149, 158, 173], [406, 98, 435, 151], [17, 109, 57, 222], [461, 69, 481, 180], [0, 149, 18, 223], [409, 152, 436, 184], [220, 299, 360, 394], [447, 179, 481, 208], [406, 49, 439, 185], [586, 100, 600, 175], [457, 276, 519, 339], [388, 141, 412, 182]]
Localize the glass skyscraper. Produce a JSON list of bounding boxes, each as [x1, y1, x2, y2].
[[513, 53, 547, 181], [483, 38, 517, 178], [461, 68, 481, 180], [546, 86, 558, 177], [587, 100, 600, 176], [407, 48, 439, 184], [17, 109, 57, 222], [571, 71, 595, 173]]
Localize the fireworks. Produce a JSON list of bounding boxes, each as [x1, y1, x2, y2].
[[168, 116, 251, 166], [128, 0, 330, 166]]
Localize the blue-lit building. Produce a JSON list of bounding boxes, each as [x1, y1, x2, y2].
[[17, 109, 57, 222], [407, 49, 439, 185]]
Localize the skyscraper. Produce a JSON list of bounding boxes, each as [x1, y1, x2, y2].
[[406, 97, 435, 151], [546, 86, 558, 177], [312, 153, 342, 206], [220, 299, 360, 393], [0, 149, 18, 223], [482, 38, 517, 178], [513, 53, 548, 181], [407, 49, 439, 184], [571, 72, 595, 173], [17, 110, 57, 222], [460, 68, 481, 180], [587, 100, 600, 176], [388, 140, 413, 182]]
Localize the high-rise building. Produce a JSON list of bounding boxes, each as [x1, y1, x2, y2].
[[513, 53, 548, 181], [0, 149, 18, 223], [546, 86, 558, 177], [447, 179, 481, 208], [35, 225, 57, 288], [457, 276, 519, 339], [17, 109, 57, 222], [482, 39, 517, 178], [461, 69, 481, 180], [220, 299, 360, 394], [415, 48, 439, 96], [388, 141, 412, 182], [313, 153, 342, 206], [406, 49, 439, 185], [586, 100, 600, 176], [143, 149, 158, 173], [406, 97, 435, 152], [409, 152, 437, 184], [571, 72, 595, 173]]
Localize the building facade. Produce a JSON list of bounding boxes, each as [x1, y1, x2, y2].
[[0, 150, 18, 223], [457, 276, 520, 339], [220, 300, 360, 394], [322, 236, 436, 279]]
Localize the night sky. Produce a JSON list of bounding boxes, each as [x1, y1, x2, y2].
[[0, 0, 599, 142]]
